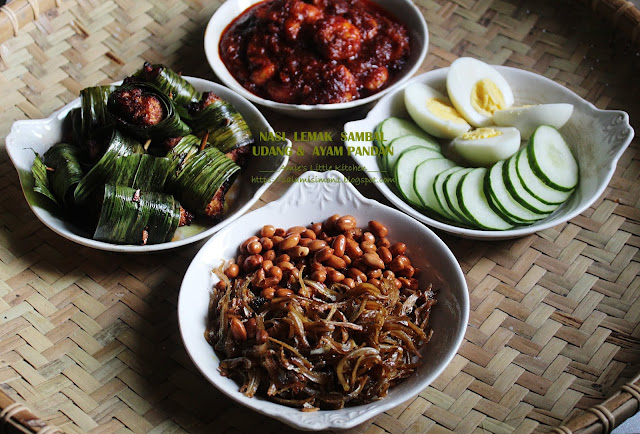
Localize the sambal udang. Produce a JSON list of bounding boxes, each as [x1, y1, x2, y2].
[[219, 0, 411, 104]]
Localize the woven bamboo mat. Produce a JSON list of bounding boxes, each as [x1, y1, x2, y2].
[[1, 0, 639, 432]]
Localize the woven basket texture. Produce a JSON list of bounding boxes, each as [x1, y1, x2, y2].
[[0, 0, 639, 433]]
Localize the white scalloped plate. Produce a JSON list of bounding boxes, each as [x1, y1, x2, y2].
[[6, 77, 291, 252], [178, 170, 469, 431], [344, 66, 635, 240]]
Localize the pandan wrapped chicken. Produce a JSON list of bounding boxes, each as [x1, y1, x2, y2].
[[188, 91, 253, 166], [107, 82, 191, 140], [30, 61, 252, 245], [166, 135, 240, 220]]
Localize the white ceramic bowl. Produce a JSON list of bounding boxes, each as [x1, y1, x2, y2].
[[344, 66, 635, 240], [6, 77, 291, 253], [178, 170, 468, 431], [204, 0, 428, 118]]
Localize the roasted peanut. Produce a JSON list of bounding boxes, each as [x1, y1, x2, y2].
[[368, 221, 388, 238], [288, 246, 310, 258], [376, 237, 391, 248], [215, 280, 227, 291], [287, 226, 307, 235], [363, 252, 384, 269], [382, 270, 395, 279], [311, 269, 327, 283], [225, 263, 240, 278], [277, 261, 294, 272], [389, 242, 407, 256], [342, 277, 356, 288], [275, 253, 290, 263], [368, 278, 381, 288], [362, 231, 375, 244], [299, 237, 312, 247], [268, 266, 283, 280], [263, 249, 276, 261], [260, 237, 274, 250], [260, 224, 276, 238], [315, 246, 334, 262], [326, 255, 347, 269], [262, 260, 273, 271], [274, 228, 286, 237], [326, 269, 345, 283], [377, 246, 393, 264], [244, 254, 263, 271], [367, 269, 382, 279], [398, 265, 415, 278], [345, 238, 364, 258], [361, 240, 377, 254], [389, 255, 410, 273], [261, 287, 276, 299], [271, 235, 284, 246], [302, 229, 316, 240], [307, 239, 328, 252], [336, 215, 357, 232], [279, 233, 300, 250], [347, 268, 367, 282], [324, 214, 341, 232], [241, 236, 259, 253], [230, 317, 247, 341], [310, 222, 323, 235], [247, 240, 263, 255], [276, 288, 294, 297], [332, 234, 347, 257]]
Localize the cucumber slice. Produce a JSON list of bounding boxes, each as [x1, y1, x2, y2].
[[433, 167, 468, 222], [414, 158, 459, 215], [385, 135, 441, 177], [375, 117, 439, 148], [528, 125, 578, 191], [515, 148, 571, 205], [458, 168, 514, 230], [503, 153, 556, 215], [373, 123, 387, 173], [395, 147, 444, 207], [443, 167, 474, 224], [484, 160, 541, 225]]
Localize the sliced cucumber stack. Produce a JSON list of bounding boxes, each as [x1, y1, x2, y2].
[[372, 115, 579, 231], [414, 158, 459, 215], [394, 147, 443, 207], [527, 125, 579, 191], [385, 135, 440, 177], [374, 117, 441, 176], [458, 168, 513, 230]]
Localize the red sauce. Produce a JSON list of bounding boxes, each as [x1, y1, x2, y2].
[[219, 0, 411, 105]]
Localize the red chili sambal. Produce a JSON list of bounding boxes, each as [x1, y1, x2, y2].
[[219, 0, 411, 105]]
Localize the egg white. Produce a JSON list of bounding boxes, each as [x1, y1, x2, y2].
[[450, 126, 520, 167], [493, 103, 574, 139], [404, 82, 471, 139], [447, 57, 514, 128]]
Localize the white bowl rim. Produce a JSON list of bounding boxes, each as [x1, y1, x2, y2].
[[344, 65, 635, 240], [203, 0, 429, 112], [177, 169, 469, 430], [5, 76, 291, 253]]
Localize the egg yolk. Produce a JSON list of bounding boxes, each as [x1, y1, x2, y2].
[[471, 79, 506, 116], [462, 127, 503, 140], [426, 98, 468, 124]]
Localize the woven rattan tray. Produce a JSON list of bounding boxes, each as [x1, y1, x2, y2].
[[1, 0, 639, 432]]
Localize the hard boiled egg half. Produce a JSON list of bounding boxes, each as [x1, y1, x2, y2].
[[447, 57, 514, 127], [404, 82, 471, 139], [449, 126, 521, 167], [493, 103, 574, 139]]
